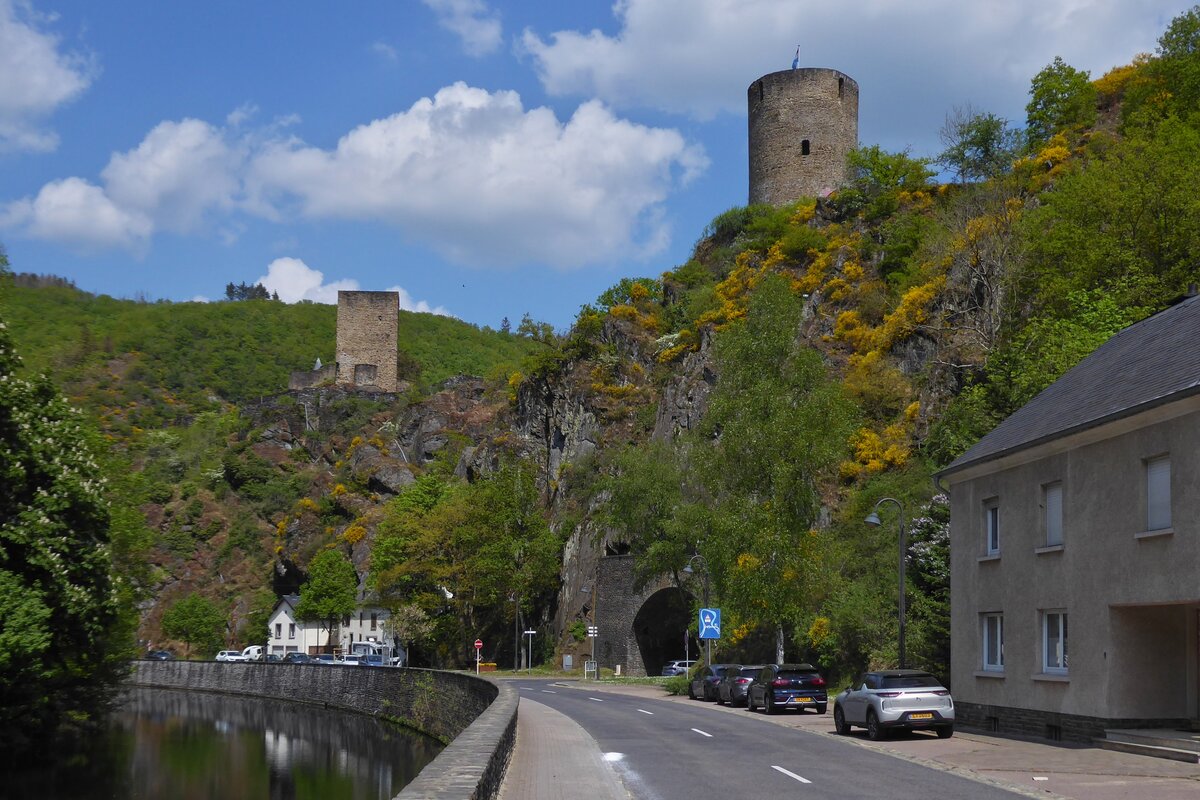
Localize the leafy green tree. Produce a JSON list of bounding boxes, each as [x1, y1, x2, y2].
[[161, 592, 226, 657], [296, 549, 358, 651], [383, 603, 435, 666], [695, 276, 858, 663], [0, 310, 131, 753], [840, 146, 934, 219], [1025, 56, 1098, 145], [938, 105, 1022, 183]]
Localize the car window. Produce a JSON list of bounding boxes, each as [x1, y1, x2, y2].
[[739, 667, 762, 679], [880, 674, 942, 689], [776, 670, 817, 680]]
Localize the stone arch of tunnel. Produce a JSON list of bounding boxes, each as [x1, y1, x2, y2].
[[632, 587, 694, 676]]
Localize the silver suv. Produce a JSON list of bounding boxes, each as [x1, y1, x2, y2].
[[661, 659, 696, 676], [834, 669, 954, 740]]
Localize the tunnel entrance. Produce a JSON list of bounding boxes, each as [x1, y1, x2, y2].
[[632, 588, 694, 676]]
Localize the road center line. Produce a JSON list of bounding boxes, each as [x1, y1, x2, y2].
[[771, 765, 812, 784], [637, 709, 653, 715], [691, 728, 713, 738], [589, 697, 604, 702], [541, 690, 557, 694]]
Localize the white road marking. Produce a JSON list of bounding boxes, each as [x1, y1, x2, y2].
[[589, 697, 604, 702], [540, 689, 557, 694], [637, 709, 653, 715], [691, 728, 713, 738], [1033, 777, 1049, 782], [772, 765, 812, 784], [603, 752, 624, 762]]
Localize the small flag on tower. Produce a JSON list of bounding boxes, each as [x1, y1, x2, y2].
[[792, 45, 800, 70]]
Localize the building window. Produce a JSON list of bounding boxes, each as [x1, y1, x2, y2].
[[982, 614, 1004, 671], [342, 615, 350, 627], [801, 139, 811, 156], [1146, 455, 1171, 531], [984, 499, 1000, 555], [1043, 611, 1068, 674], [370, 613, 377, 631], [1044, 482, 1063, 546], [274, 623, 282, 639], [288, 623, 296, 640]]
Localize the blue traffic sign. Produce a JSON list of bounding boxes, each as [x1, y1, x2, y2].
[[699, 608, 721, 640]]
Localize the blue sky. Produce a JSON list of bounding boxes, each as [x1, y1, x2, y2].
[[0, 1, 1191, 330]]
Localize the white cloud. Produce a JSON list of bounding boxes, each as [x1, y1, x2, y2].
[[102, 119, 242, 233], [3, 117, 242, 249], [0, 0, 94, 152], [246, 82, 706, 268], [0, 177, 151, 251], [371, 41, 398, 62], [421, 0, 502, 56], [257, 257, 450, 315], [522, 0, 1185, 153]]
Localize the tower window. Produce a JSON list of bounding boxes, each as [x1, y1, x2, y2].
[[838, 77, 844, 98], [801, 139, 811, 156], [757, 81, 764, 102]]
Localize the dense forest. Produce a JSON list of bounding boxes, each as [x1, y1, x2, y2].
[[3, 5, 1199, 750]]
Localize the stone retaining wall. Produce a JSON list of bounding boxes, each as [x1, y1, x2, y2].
[[131, 662, 517, 800]]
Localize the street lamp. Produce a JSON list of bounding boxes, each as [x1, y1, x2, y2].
[[683, 554, 711, 667], [865, 497, 908, 669], [524, 629, 537, 672]]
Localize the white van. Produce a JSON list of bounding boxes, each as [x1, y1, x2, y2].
[[241, 645, 264, 661]]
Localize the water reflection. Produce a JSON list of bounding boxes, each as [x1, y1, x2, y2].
[[6, 687, 443, 800]]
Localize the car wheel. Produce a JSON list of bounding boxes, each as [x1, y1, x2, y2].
[[834, 706, 850, 735], [937, 725, 954, 739], [747, 692, 756, 712], [866, 710, 886, 741], [764, 695, 775, 715], [688, 683, 696, 700], [816, 704, 827, 715], [716, 693, 725, 706]]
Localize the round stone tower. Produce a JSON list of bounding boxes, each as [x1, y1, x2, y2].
[[748, 67, 859, 206]]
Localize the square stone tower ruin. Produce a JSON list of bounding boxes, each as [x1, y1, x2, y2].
[[335, 290, 399, 392]]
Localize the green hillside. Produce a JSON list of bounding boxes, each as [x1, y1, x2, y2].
[[0, 281, 541, 407]]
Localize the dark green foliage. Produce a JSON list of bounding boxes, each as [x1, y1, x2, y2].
[[939, 106, 1022, 182], [0, 314, 131, 754], [1125, 6, 1200, 126], [1026, 56, 1098, 145], [161, 592, 226, 657], [224, 281, 275, 301], [295, 549, 358, 649], [595, 277, 663, 309], [838, 146, 934, 220]]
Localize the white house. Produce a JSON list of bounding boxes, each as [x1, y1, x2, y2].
[[267, 594, 404, 662]]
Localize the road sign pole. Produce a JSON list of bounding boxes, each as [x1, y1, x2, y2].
[[474, 638, 483, 676]]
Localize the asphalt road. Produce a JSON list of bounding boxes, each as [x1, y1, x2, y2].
[[513, 679, 1027, 800]]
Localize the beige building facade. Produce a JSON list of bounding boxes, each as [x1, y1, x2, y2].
[[940, 292, 1200, 741]]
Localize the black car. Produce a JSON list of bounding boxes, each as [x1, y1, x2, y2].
[[717, 665, 762, 706], [283, 652, 312, 664], [144, 650, 175, 661], [746, 663, 827, 714], [689, 664, 739, 701]]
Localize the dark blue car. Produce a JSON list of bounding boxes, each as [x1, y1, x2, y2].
[[746, 663, 827, 714]]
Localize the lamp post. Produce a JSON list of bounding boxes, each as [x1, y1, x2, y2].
[[683, 554, 711, 666], [524, 629, 537, 672], [865, 497, 908, 669]]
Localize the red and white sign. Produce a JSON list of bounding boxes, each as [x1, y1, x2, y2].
[[474, 639, 483, 650]]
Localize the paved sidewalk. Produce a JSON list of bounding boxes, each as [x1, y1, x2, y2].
[[553, 680, 1200, 800], [497, 697, 630, 800]]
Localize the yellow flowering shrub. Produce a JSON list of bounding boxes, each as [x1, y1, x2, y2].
[[808, 616, 831, 647], [342, 523, 367, 545]]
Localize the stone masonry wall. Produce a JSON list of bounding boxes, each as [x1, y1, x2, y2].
[[956, 700, 1191, 743], [131, 661, 517, 800], [336, 291, 399, 392], [748, 68, 859, 206]]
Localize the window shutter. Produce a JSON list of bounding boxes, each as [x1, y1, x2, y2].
[[1147, 456, 1171, 531], [1045, 483, 1063, 546]]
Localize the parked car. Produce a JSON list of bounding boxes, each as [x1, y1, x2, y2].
[[264, 653, 282, 663], [145, 650, 175, 661], [361, 654, 387, 667], [689, 664, 739, 700], [342, 654, 364, 666], [216, 650, 247, 662], [282, 652, 311, 664], [717, 665, 762, 706], [746, 663, 827, 714], [661, 660, 696, 677], [834, 669, 955, 740], [241, 645, 264, 661], [313, 653, 341, 665]]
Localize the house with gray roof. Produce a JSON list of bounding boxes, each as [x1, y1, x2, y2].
[[938, 290, 1200, 742]]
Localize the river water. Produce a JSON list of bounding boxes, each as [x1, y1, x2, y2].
[[9, 687, 444, 800]]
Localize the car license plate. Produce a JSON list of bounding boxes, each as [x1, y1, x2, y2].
[[793, 696, 813, 703], [909, 712, 934, 720]]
